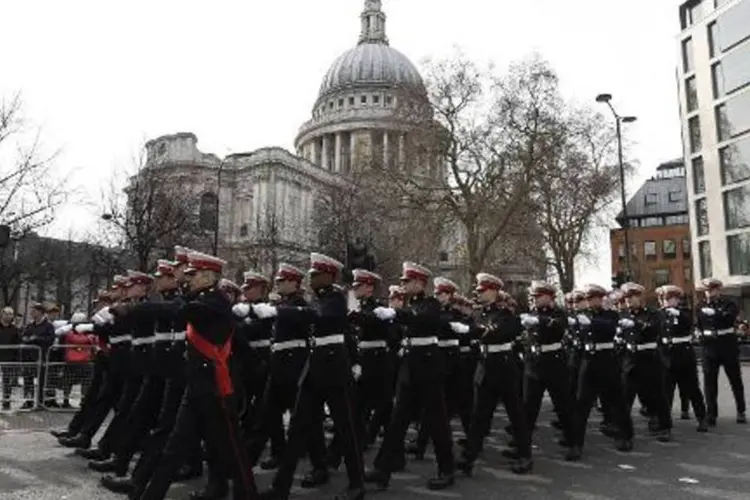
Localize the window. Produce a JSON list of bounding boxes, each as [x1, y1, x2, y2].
[[727, 231, 750, 275], [698, 240, 712, 279], [696, 198, 710, 236], [641, 217, 663, 227], [338, 98, 344, 108], [689, 116, 702, 153], [723, 184, 750, 229], [199, 192, 218, 231], [668, 190, 683, 202], [686, 76, 698, 111], [361, 95, 367, 104], [716, 90, 750, 140], [720, 134, 750, 185], [682, 37, 694, 73], [373, 95, 380, 104], [644, 241, 657, 258], [385, 95, 392, 105], [683, 236, 692, 257], [713, 43, 750, 98], [693, 156, 706, 194], [349, 97, 355, 106], [329, 101, 334, 109], [711, 0, 750, 53], [663, 239, 677, 258], [239, 224, 248, 237], [645, 192, 658, 205], [709, 22, 718, 58], [666, 214, 689, 225], [157, 142, 167, 156], [653, 268, 671, 287], [439, 251, 449, 262]]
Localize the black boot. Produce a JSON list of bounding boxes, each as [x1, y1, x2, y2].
[[50, 429, 72, 439], [426, 472, 455, 490], [174, 463, 203, 481], [259, 455, 280, 470], [565, 446, 582, 461], [511, 457, 533, 474], [100, 475, 134, 494], [188, 483, 229, 500], [615, 439, 633, 452], [300, 468, 330, 488], [88, 457, 125, 474], [364, 469, 390, 490], [697, 418, 709, 433], [737, 412, 747, 424], [456, 457, 473, 476], [59, 434, 91, 449], [75, 447, 108, 460], [656, 429, 672, 443]]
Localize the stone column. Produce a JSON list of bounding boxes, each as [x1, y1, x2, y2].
[[321, 135, 329, 169], [312, 140, 319, 166], [383, 131, 389, 168], [350, 132, 358, 172], [334, 133, 342, 173], [398, 133, 406, 167]]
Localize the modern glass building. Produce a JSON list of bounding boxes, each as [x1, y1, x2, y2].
[[678, 0, 750, 307]]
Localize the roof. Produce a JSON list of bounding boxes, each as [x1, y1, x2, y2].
[[616, 161, 688, 224]]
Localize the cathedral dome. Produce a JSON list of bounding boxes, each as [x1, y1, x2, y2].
[[315, 0, 423, 104]]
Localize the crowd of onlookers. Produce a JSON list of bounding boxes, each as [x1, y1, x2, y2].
[[0, 302, 94, 411]]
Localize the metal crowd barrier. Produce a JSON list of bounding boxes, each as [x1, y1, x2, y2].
[[0, 345, 42, 413], [41, 344, 99, 412]]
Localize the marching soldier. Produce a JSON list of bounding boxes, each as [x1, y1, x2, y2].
[[521, 281, 575, 454], [618, 282, 672, 442], [658, 284, 708, 432], [568, 284, 634, 460], [137, 251, 257, 500], [349, 269, 396, 447], [259, 253, 365, 500], [365, 262, 455, 491], [696, 278, 747, 425], [451, 294, 479, 446], [457, 273, 532, 475]]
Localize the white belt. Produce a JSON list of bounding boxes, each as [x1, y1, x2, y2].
[[173, 331, 186, 341], [438, 339, 460, 348], [595, 342, 614, 351], [109, 335, 132, 344], [154, 332, 174, 342], [637, 342, 657, 350], [703, 328, 734, 336], [539, 342, 562, 353], [460, 346, 473, 353], [272, 339, 307, 352], [401, 336, 438, 347], [359, 340, 387, 349], [667, 336, 693, 344], [485, 342, 513, 353], [312, 334, 345, 347], [249, 339, 271, 348], [132, 336, 155, 346]]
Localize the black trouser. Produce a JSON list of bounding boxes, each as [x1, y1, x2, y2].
[[666, 349, 706, 421], [110, 376, 165, 473], [138, 389, 257, 500], [567, 352, 581, 403], [374, 367, 454, 476], [524, 353, 575, 444], [97, 374, 143, 454], [358, 363, 395, 444], [463, 355, 530, 462], [272, 378, 364, 495], [621, 353, 672, 431], [246, 378, 306, 466], [704, 350, 746, 419], [1, 366, 18, 404], [67, 355, 108, 434], [62, 363, 93, 403], [130, 377, 202, 498], [573, 353, 633, 447], [78, 366, 125, 441]]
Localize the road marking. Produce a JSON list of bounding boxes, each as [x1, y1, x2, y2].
[[630, 478, 667, 486], [404, 486, 462, 497], [678, 477, 700, 484], [617, 464, 636, 471], [481, 467, 553, 484]]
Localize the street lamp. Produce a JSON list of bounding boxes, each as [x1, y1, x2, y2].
[[596, 93, 637, 282], [213, 160, 227, 255]]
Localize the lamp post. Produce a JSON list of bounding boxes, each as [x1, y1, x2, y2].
[[596, 93, 637, 282], [213, 160, 226, 256]]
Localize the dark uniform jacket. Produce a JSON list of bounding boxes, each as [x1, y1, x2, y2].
[[234, 298, 274, 382], [472, 302, 522, 383], [349, 295, 394, 383], [581, 307, 620, 355], [302, 285, 351, 388], [394, 292, 444, 384], [270, 291, 311, 386], [697, 297, 739, 358], [619, 307, 662, 357]]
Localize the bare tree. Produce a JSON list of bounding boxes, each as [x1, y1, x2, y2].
[[528, 107, 631, 291], [100, 149, 208, 272], [383, 52, 562, 283]]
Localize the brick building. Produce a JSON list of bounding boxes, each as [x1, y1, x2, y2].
[[610, 159, 694, 304]]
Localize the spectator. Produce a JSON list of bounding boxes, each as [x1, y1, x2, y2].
[[59, 312, 96, 409], [0, 307, 21, 410], [20, 303, 56, 409]]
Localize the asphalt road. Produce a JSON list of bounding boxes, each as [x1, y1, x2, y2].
[[2, 370, 750, 500]]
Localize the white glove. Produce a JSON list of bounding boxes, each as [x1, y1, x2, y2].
[[521, 315, 539, 328], [54, 324, 73, 337], [75, 323, 95, 334], [232, 303, 251, 318], [701, 307, 716, 316], [666, 307, 680, 317], [351, 364, 362, 380], [52, 320, 68, 329], [567, 317, 577, 327], [252, 303, 278, 319], [618, 318, 635, 329], [576, 314, 591, 326], [450, 322, 470, 334], [373, 306, 396, 321], [94, 307, 114, 325]]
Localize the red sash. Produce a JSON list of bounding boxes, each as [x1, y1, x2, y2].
[[186, 323, 234, 397]]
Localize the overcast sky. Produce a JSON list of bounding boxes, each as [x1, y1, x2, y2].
[[1, 0, 685, 287]]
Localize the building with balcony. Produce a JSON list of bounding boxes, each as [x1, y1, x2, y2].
[[677, 0, 750, 310], [610, 160, 693, 303]]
